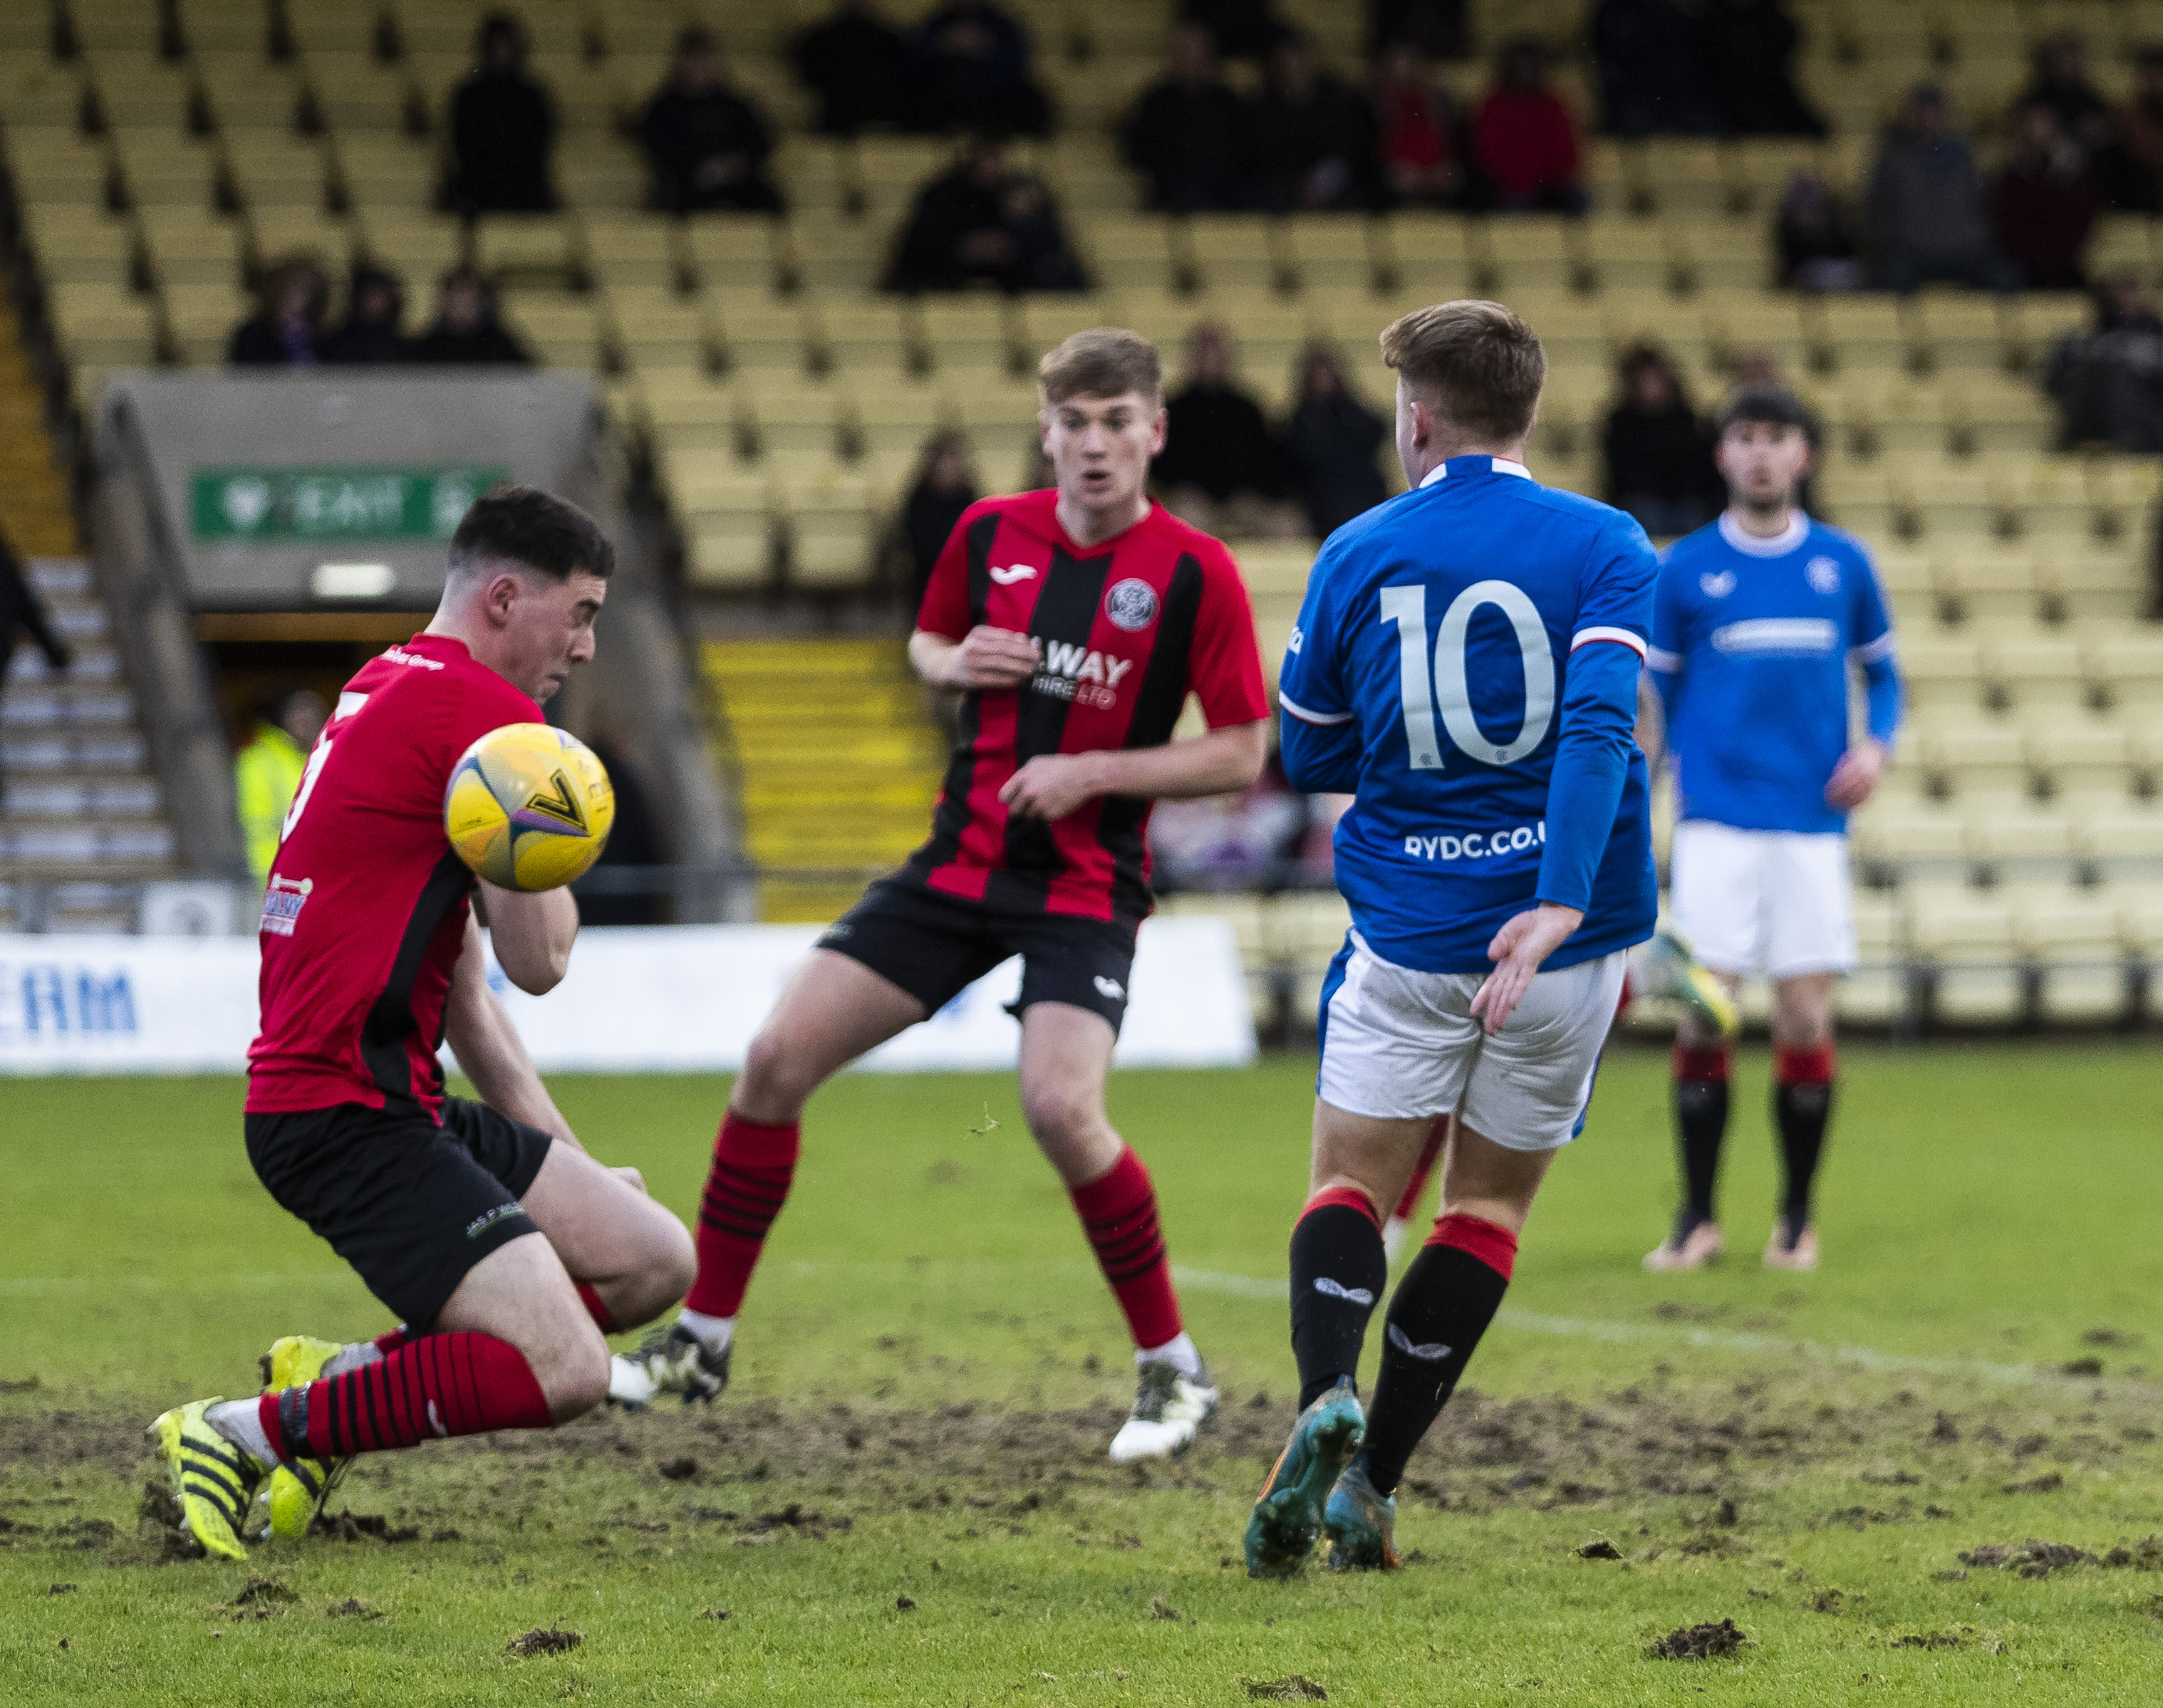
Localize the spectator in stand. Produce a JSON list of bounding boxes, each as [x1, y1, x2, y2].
[[883, 137, 1087, 293], [318, 264, 412, 364], [1865, 84, 2019, 293], [1591, 0, 1718, 139], [0, 532, 69, 805], [1120, 24, 1258, 213], [1601, 343, 1721, 538], [900, 431, 979, 613], [447, 12, 556, 214], [2044, 274, 2163, 452], [1253, 33, 1382, 213], [410, 267, 534, 365], [1367, 0, 1468, 62], [227, 255, 329, 366], [1371, 41, 1465, 209], [908, 1, 1051, 137], [2019, 30, 2112, 161], [1775, 169, 1861, 291], [1701, 0, 1825, 137], [2102, 47, 2163, 212], [1147, 755, 1306, 894], [1285, 343, 1390, 538], [792, 0, 913, 137], [235, 688, 328, 886], [1476, 38, 1586, 213], [1180, 0, 1292, 61], [1996, 103, 2098, 291], [1151, 321, 1302, 539], [640, 28, 786, 214]]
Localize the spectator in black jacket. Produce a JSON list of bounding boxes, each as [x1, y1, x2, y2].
[[1151, 322, 1302, 539], [2020, 30, 2112, 161], [641, 29, 785, 213], [0, 531, 69, 803], [1701, 0, 1825, 137], [2045, 275, 2163, 452], [1591, 0, 1719, 138], [1285, 343, 1389, 538], [448, 13, 556, 214], [228, 255, 330, 366], [1602, 343, 1720, 537], [410, 268, 533, 365], [883, 138, 1087, 293], [909, 1, 1051, 137], [1367, 0, 1468, 61], [900, 432, 980, 613], [1120, 24, 1257, 212], [1253, 33, 1381, 212], [318, 265, 411, 364], [1775, 169, 1861, 291], [1180, 0, 1292, 61], [792, 0, 912, 136]]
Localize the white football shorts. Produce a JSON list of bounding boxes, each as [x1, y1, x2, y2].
[[1669, 820, 1857, 981], [1317, 935, 1629, 1152]]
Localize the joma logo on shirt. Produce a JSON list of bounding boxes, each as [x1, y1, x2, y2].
[[1031, 642, 1135, 709]]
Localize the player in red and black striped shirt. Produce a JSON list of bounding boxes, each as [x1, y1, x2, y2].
[[618, 329, 1271, 1459]]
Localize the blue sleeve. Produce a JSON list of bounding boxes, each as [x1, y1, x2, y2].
[[1277, 546, 1361, 793], [1536, 524, 1656, 913], [1849, 546, 1902, 749], [1646, 551, 1688, 724]]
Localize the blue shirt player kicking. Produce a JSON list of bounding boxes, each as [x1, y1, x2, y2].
[[1243, 300, 1659, 1578], [1641, 385, 1902, 1280]]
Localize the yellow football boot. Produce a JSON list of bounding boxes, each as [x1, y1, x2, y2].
[[148, 1398, 266, 1561], [256, 1335, 351, 1540]]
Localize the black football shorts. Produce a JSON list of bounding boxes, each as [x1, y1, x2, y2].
[[817, 879, 1138, 1033], [244, 1095, 554, 1331]]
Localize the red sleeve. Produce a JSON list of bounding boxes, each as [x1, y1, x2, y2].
[[1187, 542, 1270, 729], [437, 669, 546, 781], [914, 499, 992, 640]]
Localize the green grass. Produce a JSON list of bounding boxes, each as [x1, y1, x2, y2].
[[4, 1044, 2163, 1703]]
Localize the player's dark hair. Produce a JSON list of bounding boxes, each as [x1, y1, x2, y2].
[[1039, 327, 1163, 405], [1716, 383, 1814, 440], [447, 485, 615, 582], [1379, 299, 1545, 444]]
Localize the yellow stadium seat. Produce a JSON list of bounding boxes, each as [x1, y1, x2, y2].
[[1988, 635, 2090, 711], [1231, 542, 1315, 600], [583, 212, 687, 291], [769, 137, 856, 218], [2026, 716, 2132, 803], [1916, 717, 2029, 796], [1015, 293, 1120, 362], [1931, 541, 2037, 620], [162, 280, 251, 366], [1912, 293, 2008, 376], [853, 385, 954, 462], [1082, 214, 1178, 292], [1280, 215, 1376, 294], [2080, 806, 2163, 870], [1639, 140, 1726, 216], [2089, 632, 2163, 709], [1899, 634, 1988, 716], [1669, 218, 1768, 292], [355, 212, 467, 281], [1577, 215, 1671, 293], [135, 207, 245, 287], [247, 209, 355, 275], [1966, 805, 2080, 882], [1701, 288, 1810, 373], [45, 279, 160, 366], [683, 213, 786, 293], [472, 213, 580, 283], [915, 295, 1015, 380], [740, 384, 850, 460], [20, 203, 135, 286], [1042, 137, 1134, 215], [781, 469, 879, 590], [0, 51, 86, 127], [711, 291, 811, 382], [1807, 295, 1916, 375], [333, 137, 439, 216], [784, 211, 886, 293], [1838, 887, 1909, 1024], [1848, 801, 1966, 867], [854, 137, 957, 218], [669, 460, 775, 589], [1185, 214, 1284, 294], [558, 140, 648, 214], [1477, 215, 1577, 293], [611, 289, 715, 371], [642, 378, 742, 454], [2048, 551, 2144, 623], [2008, 292, 2092, 373], [2016, 892, 2127, 1022], [2087, 214, 2155, 283], [1907, 885, 2022, 1024], [499, 288, 604, 368], [1377, 213, 1473, 300], [810, 293, 916, 382]]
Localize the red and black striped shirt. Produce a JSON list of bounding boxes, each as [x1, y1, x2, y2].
[[908, 490, 1269, 925]]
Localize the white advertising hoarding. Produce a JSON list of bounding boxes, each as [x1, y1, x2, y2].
[[0, 917, 1255, 1076]]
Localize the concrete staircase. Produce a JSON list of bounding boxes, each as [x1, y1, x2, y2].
[[702, 637, 945, 923]]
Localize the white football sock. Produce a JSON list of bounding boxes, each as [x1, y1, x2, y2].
[[1136, 1331, 1203, 1379], [205, 1397, 277, 1468], [321, 1341, 384, 1380], [677, 1308, 735, 1355]]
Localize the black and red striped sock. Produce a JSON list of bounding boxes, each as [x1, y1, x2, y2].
[[684, 1111, 801, 1318], [1070, 1145, 1182, 1350], [1389, 1119, 1448, 1224], [1773, 1041, 1835, 1240], [1361, 1214, 1518, 1496], [1290, 1186, 1386, 1410], [261, 1332, 551, 1460], [1672, 1041, 1732, 1231]]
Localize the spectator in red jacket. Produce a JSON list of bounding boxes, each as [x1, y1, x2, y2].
[[1997, 102, 2098, 290], [1372, 41, 1464, 208], [1475, 38, 1585, 212]]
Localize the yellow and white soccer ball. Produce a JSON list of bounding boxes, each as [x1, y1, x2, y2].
[[444, 723, 616, 891]]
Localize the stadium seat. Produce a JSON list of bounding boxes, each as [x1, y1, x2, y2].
[[712, 291, 812, 383], [354, 212, 467, 281], [1231, 542, 1314, 601], [740, 384, 849, 462], [785, 212, 887, 295], [2027, 716, 2132, 804], [683, 214, 787, 295], [1907, 884, 2023, 1025], [1932, 543, 2038, 623], [162, 281, 252, 366], [1377, 213, 1473, 300], [1898, 635, 1989, 716], [1082, 214, 1178, 293], [1280, 215, 1376, 294], [247, 210, 356, 276], [1916, 718, 2028, 798], [1480, 217, 1578, 293], [1847, 801, 1965, 873], [915, 296, 1016, 383], [559, 142, 650, 215], [582, 212, 688, 293], [611, 289, 712, 373], [471, 214, 581, 286], [1912, 293, 2008, 376], [2077, 805, 2163, 877], [780, 469, 880, 590], [21, 204, 135, 286], [809, 295, 917, 383], [1987, 635, 2089, 712], [1839, 887, 1909, 1026], [499, 289, 604, 368], [1965, 804, 2081, 885], [330, 136, 437, 217], [2016, 892, 2129, 1024], [44, 279, 160, 367], [1185, 215, 1285, 295], [671, 464, 775, 590]]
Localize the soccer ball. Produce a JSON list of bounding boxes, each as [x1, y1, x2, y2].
[[444, 723, 616, 891]]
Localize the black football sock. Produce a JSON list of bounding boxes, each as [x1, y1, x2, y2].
[[1671, 1041, 1732, 1234], [1288, 1189, 1386, 1412], [1361, 1215, 1517, 1497], [1773, 1042, 1835, 1241]]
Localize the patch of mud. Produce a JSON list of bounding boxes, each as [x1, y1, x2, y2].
[[1892, 1627, 2002, 1652], [310, 1511, 420, 1544], [1649, 1619, 1749, 1660], [326, 1598, 383, 1620], [1959, 1537, 2163, 1578], [506, 1628, 581, 1657], [1244, 1678, 1327, 1701], [1575, 1538, 1622, 1560]]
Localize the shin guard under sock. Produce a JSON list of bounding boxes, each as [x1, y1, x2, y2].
[[1773, 1042, 1835, 1239], [1289, 1187, 1386, 1412], [685, 1111, 801, 1318], [1361, 1214, 1516, 1496], [270, 1332, 551, 1459], [1070, 1145, 1183, 1350], [1672, 1042, 1732, 1229]]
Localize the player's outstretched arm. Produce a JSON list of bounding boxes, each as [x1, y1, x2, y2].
[[1000, 719, 1268, 821], [444, 917, 582, 1152], [480, 880, 579, 994]]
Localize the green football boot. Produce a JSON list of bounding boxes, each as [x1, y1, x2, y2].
[[256, 1335, 351, 1540], [1244, 1378, 1366, 1578], [1636, 927, 1740, 1040], [1322, 1452, 1400, 1571], [148, 1398, 267, 1561]]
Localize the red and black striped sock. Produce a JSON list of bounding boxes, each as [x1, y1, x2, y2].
[[1070, 1145, 1182, 1350], [1773, 1042, 1835, 1240], [264, 1333, 551, 1460], [371, 1326, 409, 1357], [684, 1111, 801, 1318]]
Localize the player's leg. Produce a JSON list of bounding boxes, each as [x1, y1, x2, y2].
[[1379, 1116, 1449, 1260], [1014, 992, 1218, 1461], [1760, 830, 1855, 1269]]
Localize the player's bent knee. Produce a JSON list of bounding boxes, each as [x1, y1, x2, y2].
[[536, 1323, 613, 1422], [736, 1024, 816, 1119], [1020, 1081, 1099, 1145]]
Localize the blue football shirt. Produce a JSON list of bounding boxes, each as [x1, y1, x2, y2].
[[1278, 455, 1660, 975], [1649, 512, 1902, 836]]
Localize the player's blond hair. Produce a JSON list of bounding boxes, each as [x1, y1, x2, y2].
[[1379, 299, 1546, 445], [1037, 327, 1163, 405]]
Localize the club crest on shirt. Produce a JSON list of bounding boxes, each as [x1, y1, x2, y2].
[[1806, 555, 1842, 595], [1699, 571, 1737, 598], [1104, 577, 1159, 632]]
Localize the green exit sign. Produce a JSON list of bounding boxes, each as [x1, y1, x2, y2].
[[191, 465, 509, 542]]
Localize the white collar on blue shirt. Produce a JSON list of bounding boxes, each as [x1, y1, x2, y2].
[[1418, 454, 1532, 488], [1716, 509, 1810, 557]]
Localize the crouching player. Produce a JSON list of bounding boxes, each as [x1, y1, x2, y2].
[[150, 489, 695, 1559], [1245, 301, 1659, 1574]]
